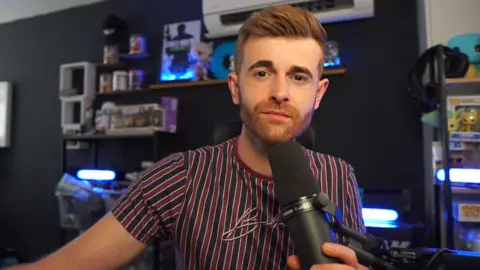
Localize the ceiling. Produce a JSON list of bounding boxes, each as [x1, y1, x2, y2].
[[0, 0, 107, 25]]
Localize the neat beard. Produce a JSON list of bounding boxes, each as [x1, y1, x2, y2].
[[240, 97, 314, 146]]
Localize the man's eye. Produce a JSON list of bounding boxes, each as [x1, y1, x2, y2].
[[293, 75, 307, 81], [256, 71, 267, 77]]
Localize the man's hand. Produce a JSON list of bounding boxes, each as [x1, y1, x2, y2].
[[287, 243, 368, 270]]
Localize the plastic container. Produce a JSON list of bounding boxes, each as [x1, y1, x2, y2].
[[55, 174, 105, 230], [56, 192, 105, 230]]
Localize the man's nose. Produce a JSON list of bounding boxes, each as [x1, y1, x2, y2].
[[270, 77, 289, 103]]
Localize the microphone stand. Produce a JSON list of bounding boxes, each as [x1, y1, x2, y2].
[[309, 193, 480, 270]]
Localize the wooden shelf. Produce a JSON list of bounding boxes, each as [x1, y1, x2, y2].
[[452, 187, 480, 195], [148, 67, 347, 90], [120, 52, 149, 60], [446, 77, 480, 85], [96, 63, 125, 70], [63, 132, 156, 141], [323, 68, 347, 76], [96, 89, 149, 96], [149, 79, 228, 90]]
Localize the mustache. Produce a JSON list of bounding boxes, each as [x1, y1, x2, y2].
[[254, 100, 299, 117]]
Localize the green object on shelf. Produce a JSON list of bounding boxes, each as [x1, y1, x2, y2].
[[421, 109, 440, 127], [421, 108, 454, 128]]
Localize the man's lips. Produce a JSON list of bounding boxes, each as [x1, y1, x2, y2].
[[262, 111, 291, 118]]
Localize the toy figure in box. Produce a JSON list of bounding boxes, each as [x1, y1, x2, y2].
[[448, 33, 480, 78], [189, 41, 213, 81], [432, 141, 473, 172], [461, 108, 479, 132], [448, 96, 480, 141]]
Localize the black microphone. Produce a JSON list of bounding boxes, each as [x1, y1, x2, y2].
[[269, 141, 340, 268]]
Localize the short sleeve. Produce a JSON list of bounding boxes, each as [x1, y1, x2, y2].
[[111, 152, 187, 244], [344, 165, 366, 234]]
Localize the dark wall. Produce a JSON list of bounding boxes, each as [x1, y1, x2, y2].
[[0, 0, 424, 261]]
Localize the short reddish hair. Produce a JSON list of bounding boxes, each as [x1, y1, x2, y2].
[[235, 5, 327, 74]]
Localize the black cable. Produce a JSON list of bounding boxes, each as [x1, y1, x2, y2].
[[421, 248, 448, 270]]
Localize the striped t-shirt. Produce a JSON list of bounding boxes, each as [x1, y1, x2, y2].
[[112, 137, 365, 269]]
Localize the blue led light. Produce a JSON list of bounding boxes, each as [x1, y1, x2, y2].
[[436, 168, 480, 184], [76, 169, 116, 181], [362, 208, 399, 222], [364, 221, 399, 229], [160, 69, 195, 82]]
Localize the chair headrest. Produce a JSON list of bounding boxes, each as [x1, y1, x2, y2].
[[212, 121, 316, 150]]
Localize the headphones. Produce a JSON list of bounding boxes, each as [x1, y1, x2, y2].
[[408, 44, 470, 113]]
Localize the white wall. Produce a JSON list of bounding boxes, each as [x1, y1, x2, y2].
[[0, 0, 109, 25], [417, 0, 480, 51]]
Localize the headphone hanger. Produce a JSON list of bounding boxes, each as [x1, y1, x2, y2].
[[408, 44, 470, 113]]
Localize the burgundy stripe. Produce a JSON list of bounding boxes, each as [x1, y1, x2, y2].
[[319, 154, 328, 194], [209, 145, 225, 268], [340, 160, 347, 228], [260, 182, 274, 269], [237, 168, 251, 268], [224, 145, 241, 270], [329, 155, 338, 206], [188, 148, 207, 267], [199, 148, 217, 267]]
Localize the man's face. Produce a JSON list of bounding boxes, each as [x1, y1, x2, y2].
[[228, 37, 329, 145]]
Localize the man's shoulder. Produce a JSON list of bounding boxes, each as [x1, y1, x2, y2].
[[150, 139, 233, 173], [185, 139, 233, 156], [304, 148, 354, 169]]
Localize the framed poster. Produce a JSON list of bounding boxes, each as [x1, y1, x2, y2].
[[159, 20, 202, 82], [0, 82, 13, 148]]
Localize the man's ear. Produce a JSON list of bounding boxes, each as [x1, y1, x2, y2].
[[314, 78, 329, 110], [228, 72, 240, 105]]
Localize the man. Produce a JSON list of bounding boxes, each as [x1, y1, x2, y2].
[[10, 5, 366, 270]]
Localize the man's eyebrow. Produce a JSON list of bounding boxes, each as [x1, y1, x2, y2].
[[247, 60, 314, 78], [288, 65, 313, 79], [247, 60, 274, 71]]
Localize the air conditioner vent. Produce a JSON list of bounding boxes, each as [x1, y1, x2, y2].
[[220, 0, 354, 26]]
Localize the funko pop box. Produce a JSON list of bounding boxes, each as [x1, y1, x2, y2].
[[448, 95, 480, 141]]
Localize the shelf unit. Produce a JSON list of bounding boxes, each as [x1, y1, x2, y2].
[[445, 77, 480, 85], [422, 47, 480, 249], [62, 133, 159, 172], [59, 62, 96, 134]]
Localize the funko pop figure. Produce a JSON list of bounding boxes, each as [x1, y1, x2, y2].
[[190, 41, 213, 81], [461, 108, 479, 132], [448, 118, 459, 132]]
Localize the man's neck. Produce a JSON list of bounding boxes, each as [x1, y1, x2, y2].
[[237, 126, 273, 177]]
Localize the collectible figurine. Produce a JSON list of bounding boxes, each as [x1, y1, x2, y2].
[[448, 118, 459, 132], [190, 41, 213, 81], [461, 108, 479, 132]]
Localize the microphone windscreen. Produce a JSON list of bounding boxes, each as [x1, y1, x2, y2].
[[268, 141, 320, 207]]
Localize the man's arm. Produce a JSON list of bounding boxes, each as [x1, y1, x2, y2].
[[9, 213, 147, 270], [345, 164, 366, 233], [9, 152, 188, 270]]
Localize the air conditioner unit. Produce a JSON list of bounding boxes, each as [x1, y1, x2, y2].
[[203, 0, 375, 39]]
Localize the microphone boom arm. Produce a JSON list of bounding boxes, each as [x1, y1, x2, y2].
[[309, 193, 480, 270]]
